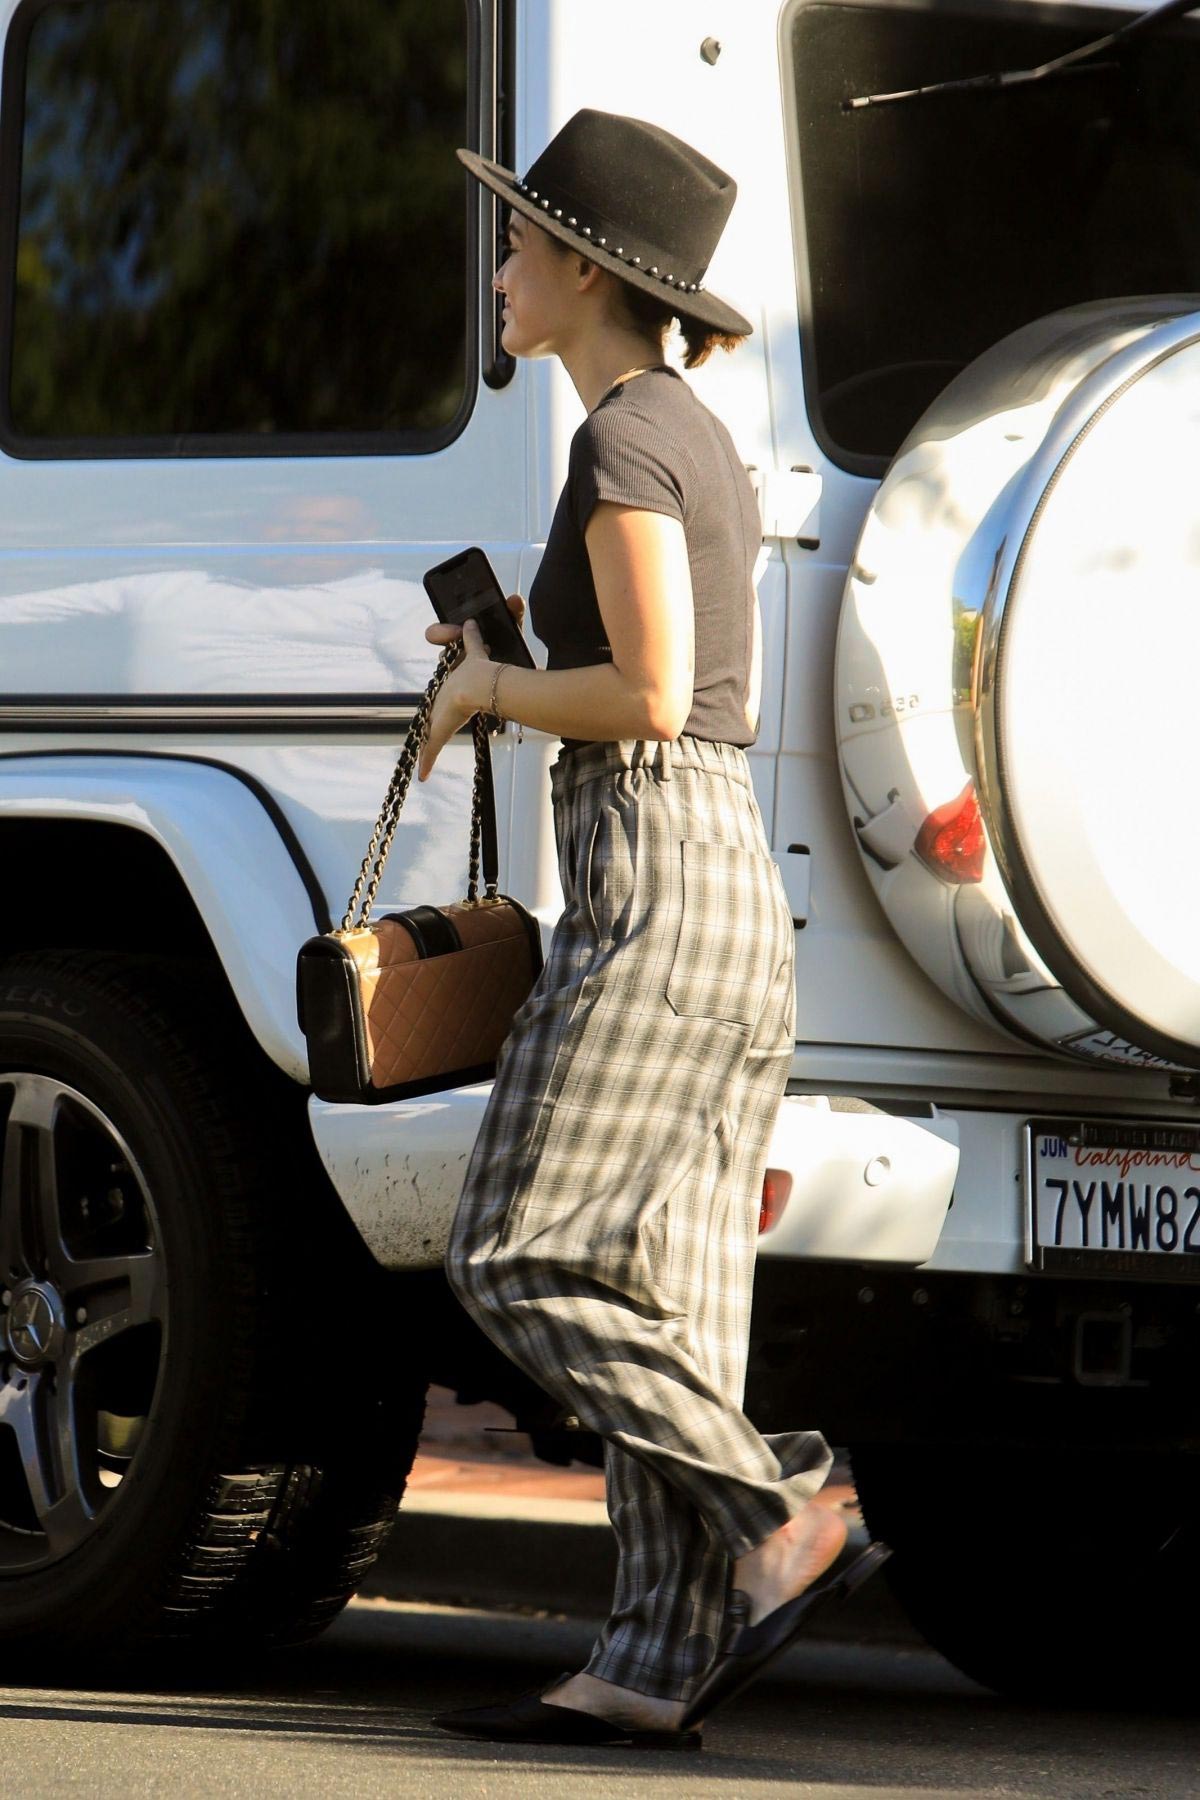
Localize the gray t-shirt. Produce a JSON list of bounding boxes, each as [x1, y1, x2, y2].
[[528, 366, 762, 749]]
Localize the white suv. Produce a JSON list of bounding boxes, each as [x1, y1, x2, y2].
[[1, 0, 1198, 1702]]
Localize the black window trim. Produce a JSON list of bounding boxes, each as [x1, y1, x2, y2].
[[0, 0, 490, 460], [481, 0, 515, 391], [779, 0, 1199, 480]]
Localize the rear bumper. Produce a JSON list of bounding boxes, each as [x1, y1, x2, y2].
[[309, 1085, 961, 1272], [756, 1096, 958, 1264]]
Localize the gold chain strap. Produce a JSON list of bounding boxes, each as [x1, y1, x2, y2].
[[339, 644, 489, 933], [466, 710, 499, 906]]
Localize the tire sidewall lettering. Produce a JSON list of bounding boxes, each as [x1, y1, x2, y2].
[[0, 987, 87, 1018]]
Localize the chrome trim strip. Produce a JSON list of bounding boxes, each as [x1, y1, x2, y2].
[[0, 697, 422, 733]]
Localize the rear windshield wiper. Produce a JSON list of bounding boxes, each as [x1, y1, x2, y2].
[[845, 0, 1199, 110]]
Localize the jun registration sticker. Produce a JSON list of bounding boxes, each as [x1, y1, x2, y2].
[[1026, 1118, 1200, 1279]]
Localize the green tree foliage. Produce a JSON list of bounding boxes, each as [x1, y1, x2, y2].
[[952, 597, 979, 706], [11, 0, 469, 439]]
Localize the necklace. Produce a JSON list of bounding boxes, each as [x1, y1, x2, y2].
[[611, 364, 668, 387]]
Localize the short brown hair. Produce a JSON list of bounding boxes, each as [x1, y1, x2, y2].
[[543, 227, 749, 367], [616, 282, 747, 369]]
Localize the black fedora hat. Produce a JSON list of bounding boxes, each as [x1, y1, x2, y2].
[[457, 109, 752, 338]]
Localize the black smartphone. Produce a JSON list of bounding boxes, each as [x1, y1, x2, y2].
[[423, 547, 536, 669]]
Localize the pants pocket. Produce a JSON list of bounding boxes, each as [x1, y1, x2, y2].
[[579, 804, 606, 938], [665, 838, 781, 1028], [557, 795, 608, 932]]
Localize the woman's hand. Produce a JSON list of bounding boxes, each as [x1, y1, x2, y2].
[[419, 594, 525, 781], [423, 591, 525, 650]]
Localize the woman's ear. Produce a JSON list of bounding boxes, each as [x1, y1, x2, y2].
[[576, 258, 604, 293]]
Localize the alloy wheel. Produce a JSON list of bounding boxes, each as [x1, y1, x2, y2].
[[0, 1073, 166, 1572]]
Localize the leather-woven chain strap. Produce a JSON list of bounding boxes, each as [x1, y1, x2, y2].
[[339, 647, 499, 933]]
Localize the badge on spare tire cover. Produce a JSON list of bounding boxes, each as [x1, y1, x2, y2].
[[835, 296, 1200, 1072]]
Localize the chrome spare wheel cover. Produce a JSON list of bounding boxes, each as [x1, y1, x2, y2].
[[0, 1072, 166, 1572], [836, 297, 1200, 1071]]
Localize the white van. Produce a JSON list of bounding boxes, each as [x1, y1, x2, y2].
[[2, 0, 1199, 1700]]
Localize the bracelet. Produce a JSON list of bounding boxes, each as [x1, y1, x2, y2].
[[487, 661, 507, 723]]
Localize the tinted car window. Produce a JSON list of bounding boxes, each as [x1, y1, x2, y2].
[[788, 1, 1200, 470], [5, 0, 472, 450]]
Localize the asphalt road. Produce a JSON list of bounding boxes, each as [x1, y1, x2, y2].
[[3, 1598, 1198, 1799]]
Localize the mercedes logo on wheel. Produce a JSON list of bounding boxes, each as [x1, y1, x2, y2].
[[6, 1285, 60, 1367]]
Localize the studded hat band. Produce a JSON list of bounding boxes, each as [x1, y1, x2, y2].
[[456, 108, 753, 340], [511, 178, 707, 296]]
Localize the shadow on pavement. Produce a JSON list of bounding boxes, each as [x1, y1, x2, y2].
[[2, 1599, 1200, 1795]]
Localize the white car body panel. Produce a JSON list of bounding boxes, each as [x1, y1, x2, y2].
[[310, 1085, 961, 1272], [0, 0, 1188, 1282], [0, 757, 318, 1077]]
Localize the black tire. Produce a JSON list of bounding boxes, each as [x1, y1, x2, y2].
[[852, 1440, 1200, 1706], [212, 1383, 427, 1650], [0, 950, 424, 1659]]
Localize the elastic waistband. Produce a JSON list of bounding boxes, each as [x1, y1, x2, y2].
[[550, 735, 753, 800]]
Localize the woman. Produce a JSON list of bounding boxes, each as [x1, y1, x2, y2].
[[417, 110, 885, 1750]]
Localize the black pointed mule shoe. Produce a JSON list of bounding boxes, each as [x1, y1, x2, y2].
[[432, 1673, 703, 1751], [679, 1541, 892, 1731]]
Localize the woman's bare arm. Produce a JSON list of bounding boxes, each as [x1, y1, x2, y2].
[[419, 503, 694, 777]]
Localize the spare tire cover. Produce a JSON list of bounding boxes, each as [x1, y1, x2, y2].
[[836, 297, 1200, 1072]]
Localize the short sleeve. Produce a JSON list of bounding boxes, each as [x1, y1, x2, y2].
[[569, 400, 690, 535]]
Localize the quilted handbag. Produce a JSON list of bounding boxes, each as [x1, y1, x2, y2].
[[297, 648, 543, 1104]]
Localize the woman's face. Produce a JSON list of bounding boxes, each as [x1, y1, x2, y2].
[[493, 213, 585, 358]]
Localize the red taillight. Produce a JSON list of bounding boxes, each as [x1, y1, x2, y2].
[[914, 782, 985, 884], [759, 1169, 793, 1234]]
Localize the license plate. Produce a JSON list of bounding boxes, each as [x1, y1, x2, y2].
[[1026, 1118, 1200, 1279]]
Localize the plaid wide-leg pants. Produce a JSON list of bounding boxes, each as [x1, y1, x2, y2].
[[446, 736, 832, 1700]]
